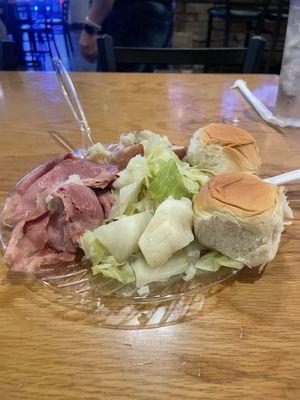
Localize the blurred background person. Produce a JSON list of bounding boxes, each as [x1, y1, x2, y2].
[[0, 18, 7, 40], [80, 0, 174, 71]]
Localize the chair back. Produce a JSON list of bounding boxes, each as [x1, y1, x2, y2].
[[273, 0, 290, 18], [214, 0, 271, 11], [97, 34, 266, 73], [0, 39, 16, 70]]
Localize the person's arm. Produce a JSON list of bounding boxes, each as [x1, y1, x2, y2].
[[80, 0, 115, 62]]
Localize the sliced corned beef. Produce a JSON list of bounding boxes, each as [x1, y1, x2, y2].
[[1, 154, 118, 273]]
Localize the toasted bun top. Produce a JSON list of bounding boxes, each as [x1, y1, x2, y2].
[[201, 123, 255, 146], [200, 123, 261, 173], [194, 172, 279, 219]]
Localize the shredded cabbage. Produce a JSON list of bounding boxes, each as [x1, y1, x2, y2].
[[143, 135, 174, 161], [81, 229, 242, 287], [113, 155, 149, 190], [109, 155, 150, 217], [79, 230, 107, 266], [80, 230, 136, 285], [92, 256, 135, 284], [148, 159, 188, 203], [110, 181, 140, 218], [216, 255, 244, 269], [195, 250, 244, 272], [178, 162, 210, 195], [183, 265, 197, 281], [109, 135, 209, 218]]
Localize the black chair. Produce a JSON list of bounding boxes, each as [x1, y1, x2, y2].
[[0, 39, 16, 70], [206, 0, 270, 47], [97, 34, 266, 73], [264, 0, 289, 71]]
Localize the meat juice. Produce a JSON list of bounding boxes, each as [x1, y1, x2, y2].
[[274, 0, 300, 127]]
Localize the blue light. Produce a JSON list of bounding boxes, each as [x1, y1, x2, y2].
[[46, 6, 51, 11], [34, 6, 38, 11]]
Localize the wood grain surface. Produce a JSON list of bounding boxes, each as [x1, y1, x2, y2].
[[0, 72, 299, 400]]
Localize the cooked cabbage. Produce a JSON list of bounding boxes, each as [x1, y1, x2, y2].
[[138, 197, 194, 267], [79, 230, 107, 266], [92, 256, 135, 284], [148, 159, 188, 203], [131, 251, 189, 288], [93, 211, 152, 263], [195, 250, 244, 272]]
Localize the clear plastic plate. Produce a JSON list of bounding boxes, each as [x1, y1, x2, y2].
[[0, 160, 243, 329]]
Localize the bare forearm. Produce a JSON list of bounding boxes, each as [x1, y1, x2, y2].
[[80, 0, 115, 62], [89, 0, 116, 25]]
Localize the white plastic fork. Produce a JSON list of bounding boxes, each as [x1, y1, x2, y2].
[[52, 57, 94, 156], [264, 169, 300, 185]]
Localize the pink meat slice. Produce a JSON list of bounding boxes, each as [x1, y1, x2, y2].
[[3, 156, 117, 226], [109, 144, 144, 171], [17, 154, 74, 195], [172, 145, 187, 160], [96, 191, 115, 219], [1, 153, 73, 224], [2, 146, 145, 274], [47, 183, 104, 252], [4, 213, 52, 273], [4, 183, 104, 273]]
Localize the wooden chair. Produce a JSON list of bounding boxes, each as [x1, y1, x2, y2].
[[97, 34, 266, 73], [0, 39, 16, 70], [206, 0, 270, 47]]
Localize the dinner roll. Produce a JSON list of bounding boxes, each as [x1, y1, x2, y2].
[[193, 172, 292, 267], [187, 123, 261, 174]]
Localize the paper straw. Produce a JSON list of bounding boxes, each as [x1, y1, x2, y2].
[[231, 79, 288, 128]]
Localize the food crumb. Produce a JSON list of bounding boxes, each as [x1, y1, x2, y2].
[[123, 342, 133, 349], [240, 327, 244, 338], [137, 361, 152, 366]]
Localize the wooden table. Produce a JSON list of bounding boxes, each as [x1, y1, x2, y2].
[[0, 72, 299, 400]]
